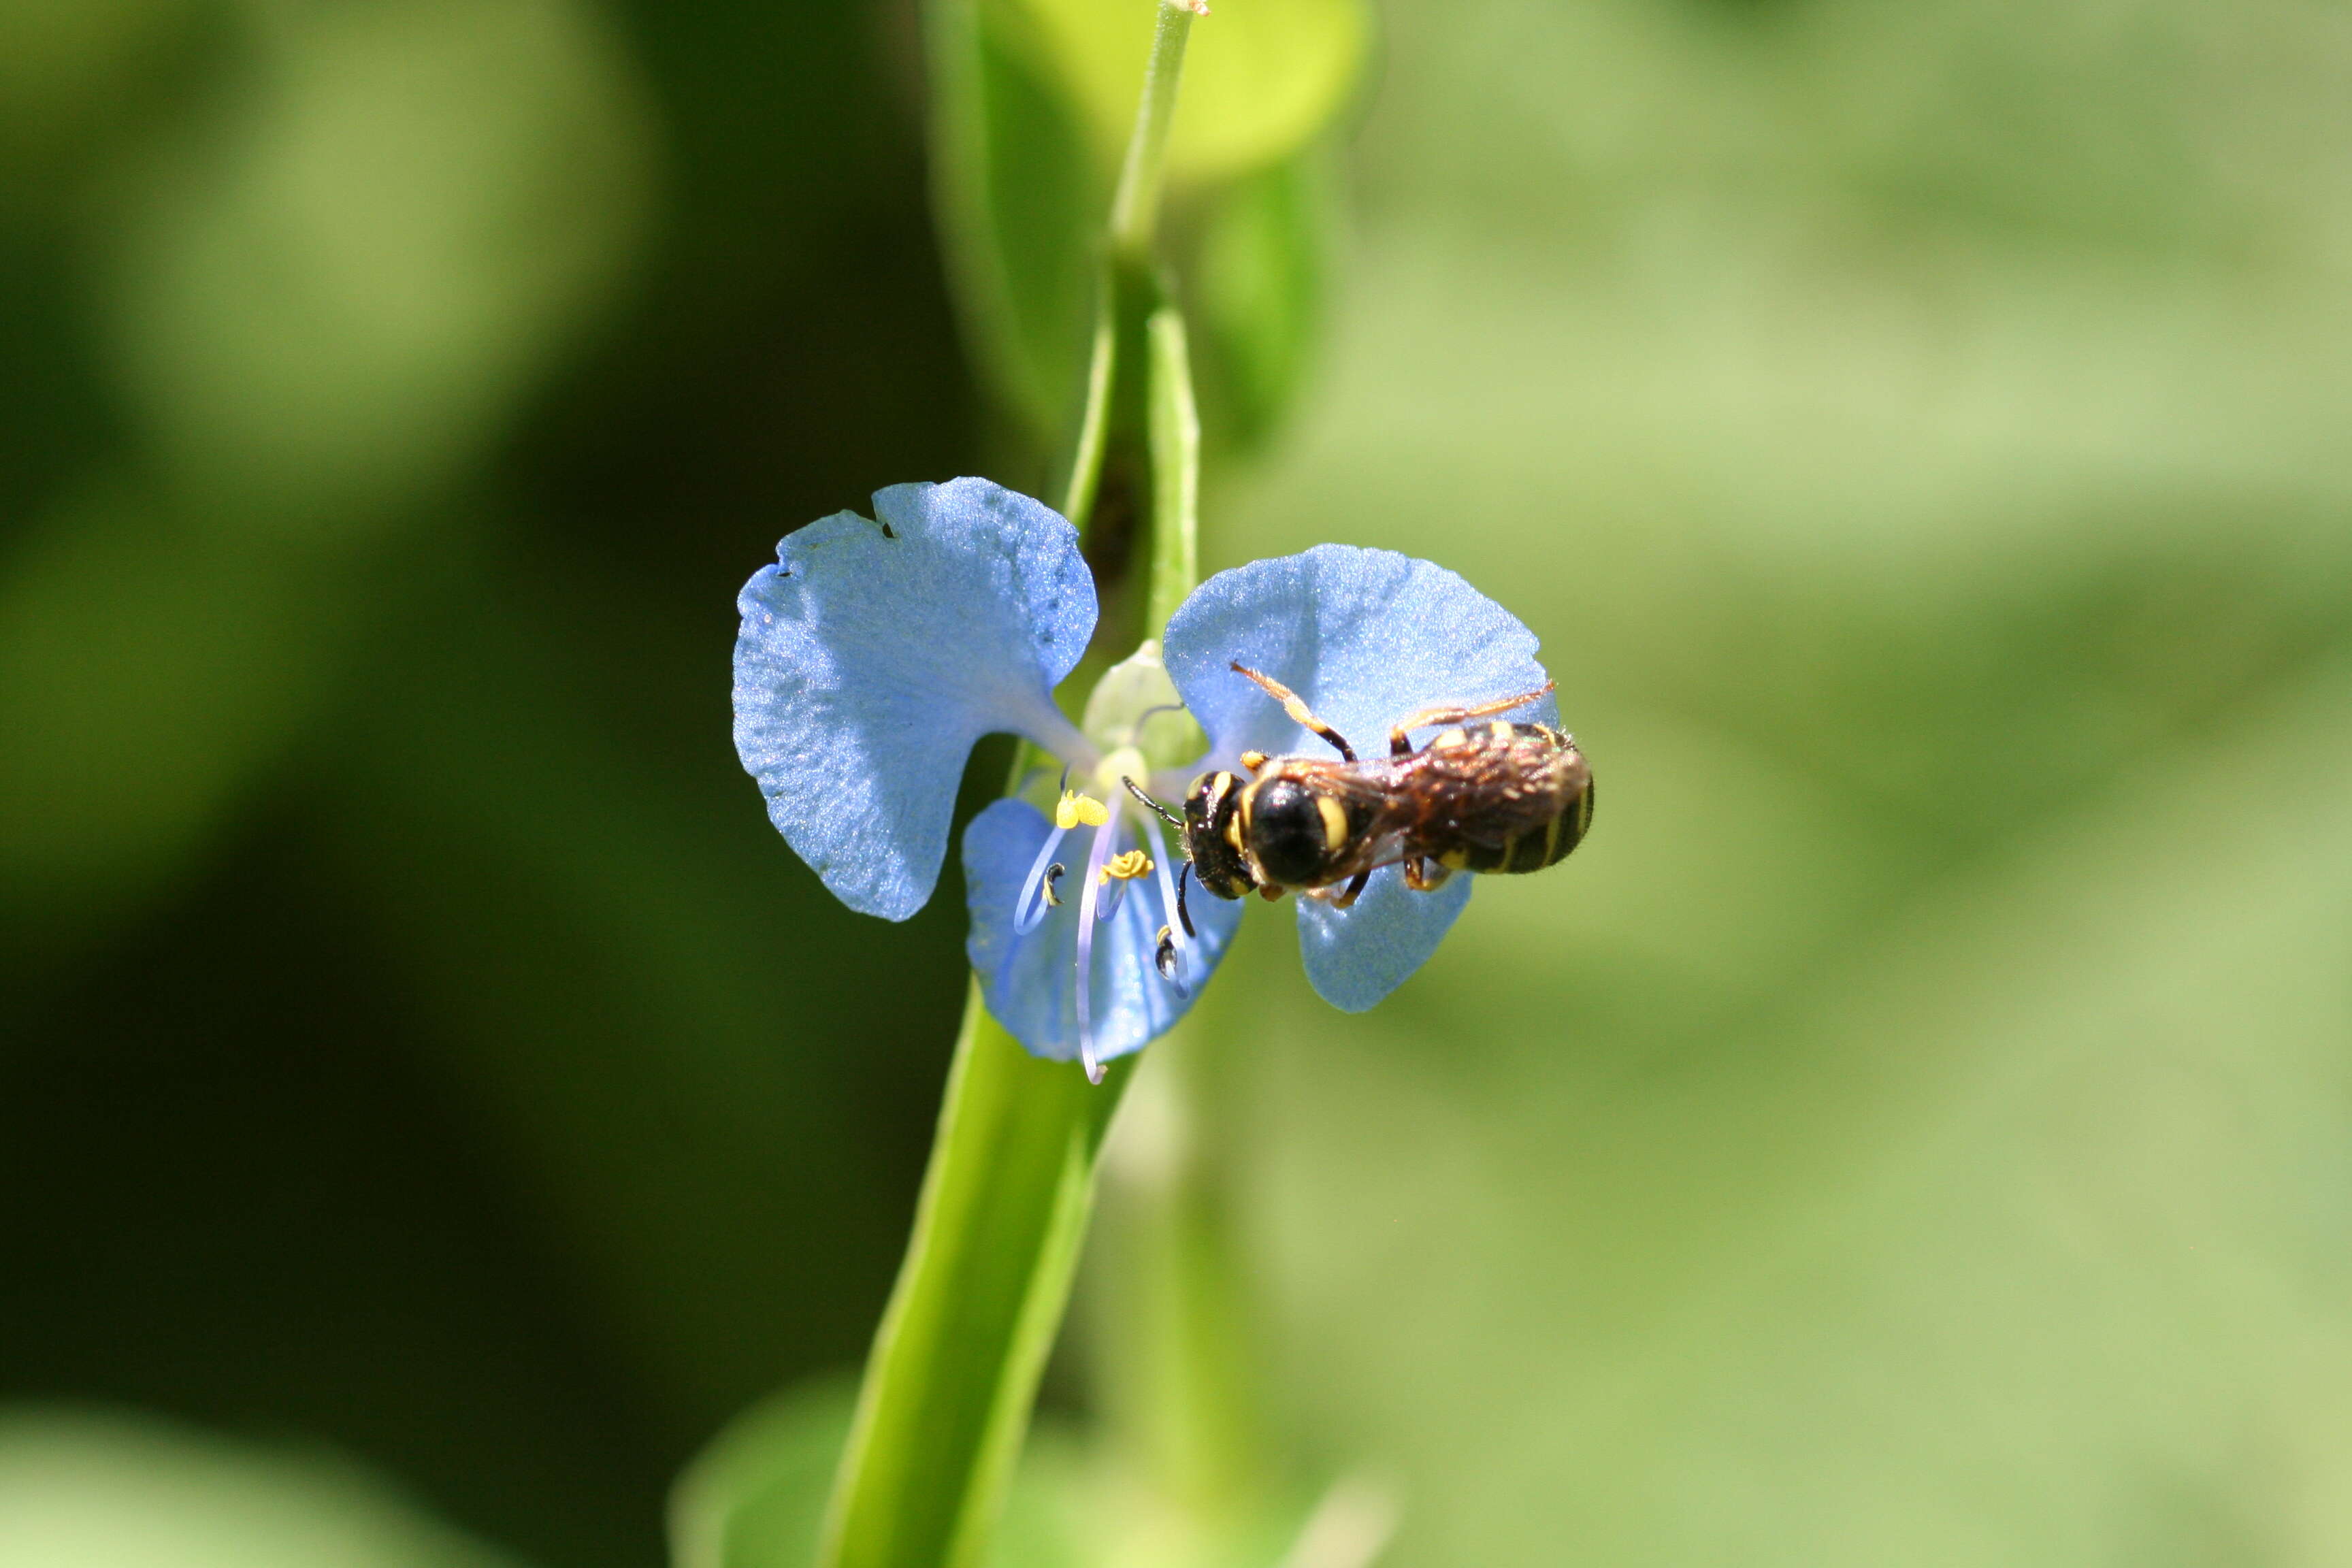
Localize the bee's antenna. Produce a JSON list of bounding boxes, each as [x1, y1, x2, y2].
[[1120, 775, 1185, 832]]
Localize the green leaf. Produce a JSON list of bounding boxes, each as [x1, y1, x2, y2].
[[816, 991, 1131, 1568], [927, 0, 1357, 452], [926, 0, 1105, 451], [1187, 152, 1330, 450], [673, 1379, 1090, 1568], [1015, 0, 1369, 188], [672, 1381, 857, 1568], [0, 1408, 527, 1568]]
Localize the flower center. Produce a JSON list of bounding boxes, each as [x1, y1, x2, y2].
[[1092, 746, 1149, 800]]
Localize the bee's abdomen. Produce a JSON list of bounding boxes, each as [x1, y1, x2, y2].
[[1469, 783, 1593, 874], [1428, 723, 1593, 876], [1446, 838, 1515, 875]]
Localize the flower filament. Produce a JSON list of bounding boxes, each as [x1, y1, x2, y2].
[[1010, 767, 1198, 1084]]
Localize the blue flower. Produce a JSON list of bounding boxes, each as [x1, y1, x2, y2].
[[734, 480, 1561, 1079]]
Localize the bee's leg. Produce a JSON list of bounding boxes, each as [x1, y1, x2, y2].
[[1230, 663, 1357, 762], [1401, 857, 1454, 893], [1387, 681, 1557, 757], [1301, 872, 1367, 907]]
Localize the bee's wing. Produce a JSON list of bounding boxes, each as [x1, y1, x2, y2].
[[1420, 744, 1570, 848]]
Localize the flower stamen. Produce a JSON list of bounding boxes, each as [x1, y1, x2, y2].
[[1145, 818, 1192, 995], [1013, 823, 1073, 935], [1056, 790, 1109, 830], [1153, 925, 1187, 996], [1074, 811, 1116, 1085], [1100, 849, 1153, 884], [1095, 822, 1148, 921]]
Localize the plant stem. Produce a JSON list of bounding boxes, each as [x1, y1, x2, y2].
[[817, 994, 1134, 1568], [1059, 293, 1117, 530], [1063, 3, 1199, 536], [1107, 2, 1199, 264], [1144, 305, 1201, 635]]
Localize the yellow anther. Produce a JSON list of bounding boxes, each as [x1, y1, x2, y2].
[[1056, 791, 1109, 830], [1100, 849, 1154, 883]]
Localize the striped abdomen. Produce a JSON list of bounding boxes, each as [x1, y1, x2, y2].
[[1422, 721, 1594, 877]]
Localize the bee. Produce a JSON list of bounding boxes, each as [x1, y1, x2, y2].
[[1127, 662, 1593, 926]]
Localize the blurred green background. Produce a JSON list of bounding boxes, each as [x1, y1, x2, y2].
[[4, 0, 2351, 1565]]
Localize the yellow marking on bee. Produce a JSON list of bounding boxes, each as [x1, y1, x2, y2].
[[1224, 817, 1244, 851], [1434, 728, 1469, 750], [1439, 847, 1471, 870], [1101, 849, 1153, 883], [1239, 749, 1267, 772], [1237, 781, 1256, 832], [1488, 721, 1516, 745], [1316, 795, 1349, 851], [1542, 811, 1565, 863], [1056, 791, 1109, 830]]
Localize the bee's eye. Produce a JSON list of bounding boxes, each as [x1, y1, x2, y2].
[[1181, 772, 1254, 899], [1249, 780, 1328, 886]]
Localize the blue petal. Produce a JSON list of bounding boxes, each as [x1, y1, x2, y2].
[[1162, 544, 1554, 1010], [1296, 864, 1474, 1013], [734, 479, 1096, 921], [963, 800, 1245, 1064], [1162, 544, 1556, 764]]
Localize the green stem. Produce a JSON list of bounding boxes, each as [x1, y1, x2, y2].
[[1062, 1, 1197, 533], [1144, 305, 1200, 636], [1059, 291, 1117, 530], [817, 994, 1134, 1568], [1107, 2, 1199, 263]]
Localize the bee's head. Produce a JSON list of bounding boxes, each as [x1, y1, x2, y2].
[[1181, 770, 1256, 900]]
